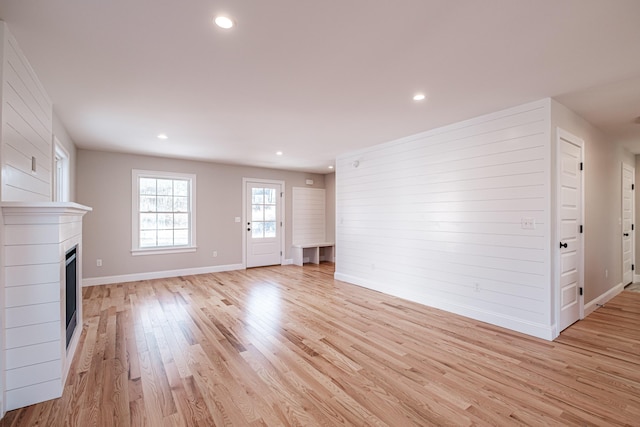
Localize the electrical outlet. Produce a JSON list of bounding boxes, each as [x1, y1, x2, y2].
[[605, 269, 608, 278], [213, 251, 218, 257], [475, 283, 480, 292], [96, 259, 102, 267]]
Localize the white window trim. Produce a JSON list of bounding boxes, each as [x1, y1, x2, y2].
[[53, 136, 70, 202], [131, 169, 197, 255]]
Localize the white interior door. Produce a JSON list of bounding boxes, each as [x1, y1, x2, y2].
[[558, 131, 583, 332], [622, 164, 635, 285], [246, 181, 282, 268]]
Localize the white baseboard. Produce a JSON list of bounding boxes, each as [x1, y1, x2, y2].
[[550, 323, 559, 340], [334, 272, 555, 341], [634, 274, 640, 283], [283, 258, 293, 265], [584, 282, 624, 317], [82, 263, 244, 287]]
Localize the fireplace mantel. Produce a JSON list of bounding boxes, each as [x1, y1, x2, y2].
[[1, 201, 91, 413], [1, 201, 92, 215]]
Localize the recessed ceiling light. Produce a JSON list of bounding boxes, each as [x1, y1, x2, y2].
[[328, 165, 334, 169], [276, 151, 283, 156], [214, 16, 234, 29], [157, 133, 168, 140], [413, 93, 426, 101]]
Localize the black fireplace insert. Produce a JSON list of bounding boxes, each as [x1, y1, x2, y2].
[[65, 246, 77, 349]]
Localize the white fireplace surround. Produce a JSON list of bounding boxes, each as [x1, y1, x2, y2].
[[0, 202, 91, 415]]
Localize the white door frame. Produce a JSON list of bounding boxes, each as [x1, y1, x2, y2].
[[622, 163, 635, 284], [242, 178, 286, 268], [555, 128, 585, 333]]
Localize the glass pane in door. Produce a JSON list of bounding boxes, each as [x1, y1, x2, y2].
[[250, 187, 278, 239]]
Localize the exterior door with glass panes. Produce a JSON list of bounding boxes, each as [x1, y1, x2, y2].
[[246, 181, 282, 267]]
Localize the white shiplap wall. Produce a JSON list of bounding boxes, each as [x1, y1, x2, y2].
[[335, 99, 553, 339], [292, 187, 326, 244], [2, 204, 88, 411], [0, 23, 53, 202]]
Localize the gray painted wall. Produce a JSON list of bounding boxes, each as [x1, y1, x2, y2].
[[77, 149, 327, 279]]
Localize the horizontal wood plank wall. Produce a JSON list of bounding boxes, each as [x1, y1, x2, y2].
[[3, 218, 63, 410], [336, 99, 553, 339], [1, 23, 53, 202], [3, 211, 85, 410], [292, 187, 326, 244]]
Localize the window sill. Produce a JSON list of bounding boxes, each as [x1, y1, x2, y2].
[[131, 246, 197, 256]]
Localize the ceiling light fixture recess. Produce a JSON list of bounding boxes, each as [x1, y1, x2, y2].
[[413, 93, 426, 101], [214, 16, 234, 29], [328, 166, 334, 169], [157, 133, 168, 140], [276, 151, 283, 156]]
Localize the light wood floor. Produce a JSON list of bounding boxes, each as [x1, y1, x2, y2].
[[2, 263, 639, 426]]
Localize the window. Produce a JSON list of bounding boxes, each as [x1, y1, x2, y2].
[[54, 138, 70, 202], [132, 169, 196, 255]]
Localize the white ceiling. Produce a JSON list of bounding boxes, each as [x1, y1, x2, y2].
[[1, 0, 640, 173]]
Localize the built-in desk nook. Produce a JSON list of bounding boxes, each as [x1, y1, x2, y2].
[[292, 186, 334, 266], [292, 242, 335, 266]]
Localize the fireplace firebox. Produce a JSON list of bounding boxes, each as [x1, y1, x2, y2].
[[65, 246, 78, 349]]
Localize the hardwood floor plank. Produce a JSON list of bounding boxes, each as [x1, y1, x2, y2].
[[128, 378, 147, 427], [171, 375, 216, 427], [145, 331, 178, 417], [3, 264, 640, 426], [138, 350, 165, 426], [187, 350, 248, 426]]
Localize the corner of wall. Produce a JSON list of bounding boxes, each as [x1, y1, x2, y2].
[[551, 97, 629, 319]]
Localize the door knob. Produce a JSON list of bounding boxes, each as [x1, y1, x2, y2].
[[247, 228, 251, 231], [559, 242, 568, 249], [624, 233, 629, 236]]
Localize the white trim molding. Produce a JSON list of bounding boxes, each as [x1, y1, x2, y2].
[[583, 282, 625, 317], [242, 177, 286, 267], [131, 169, 197, 253], [82, 263, 244, 287], [334, 272, 555, 341], [621, 163, 635, 288], [555, 128, 585, 333]]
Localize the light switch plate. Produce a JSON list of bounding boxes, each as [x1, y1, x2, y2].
[[521, 217, 536, 229]]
